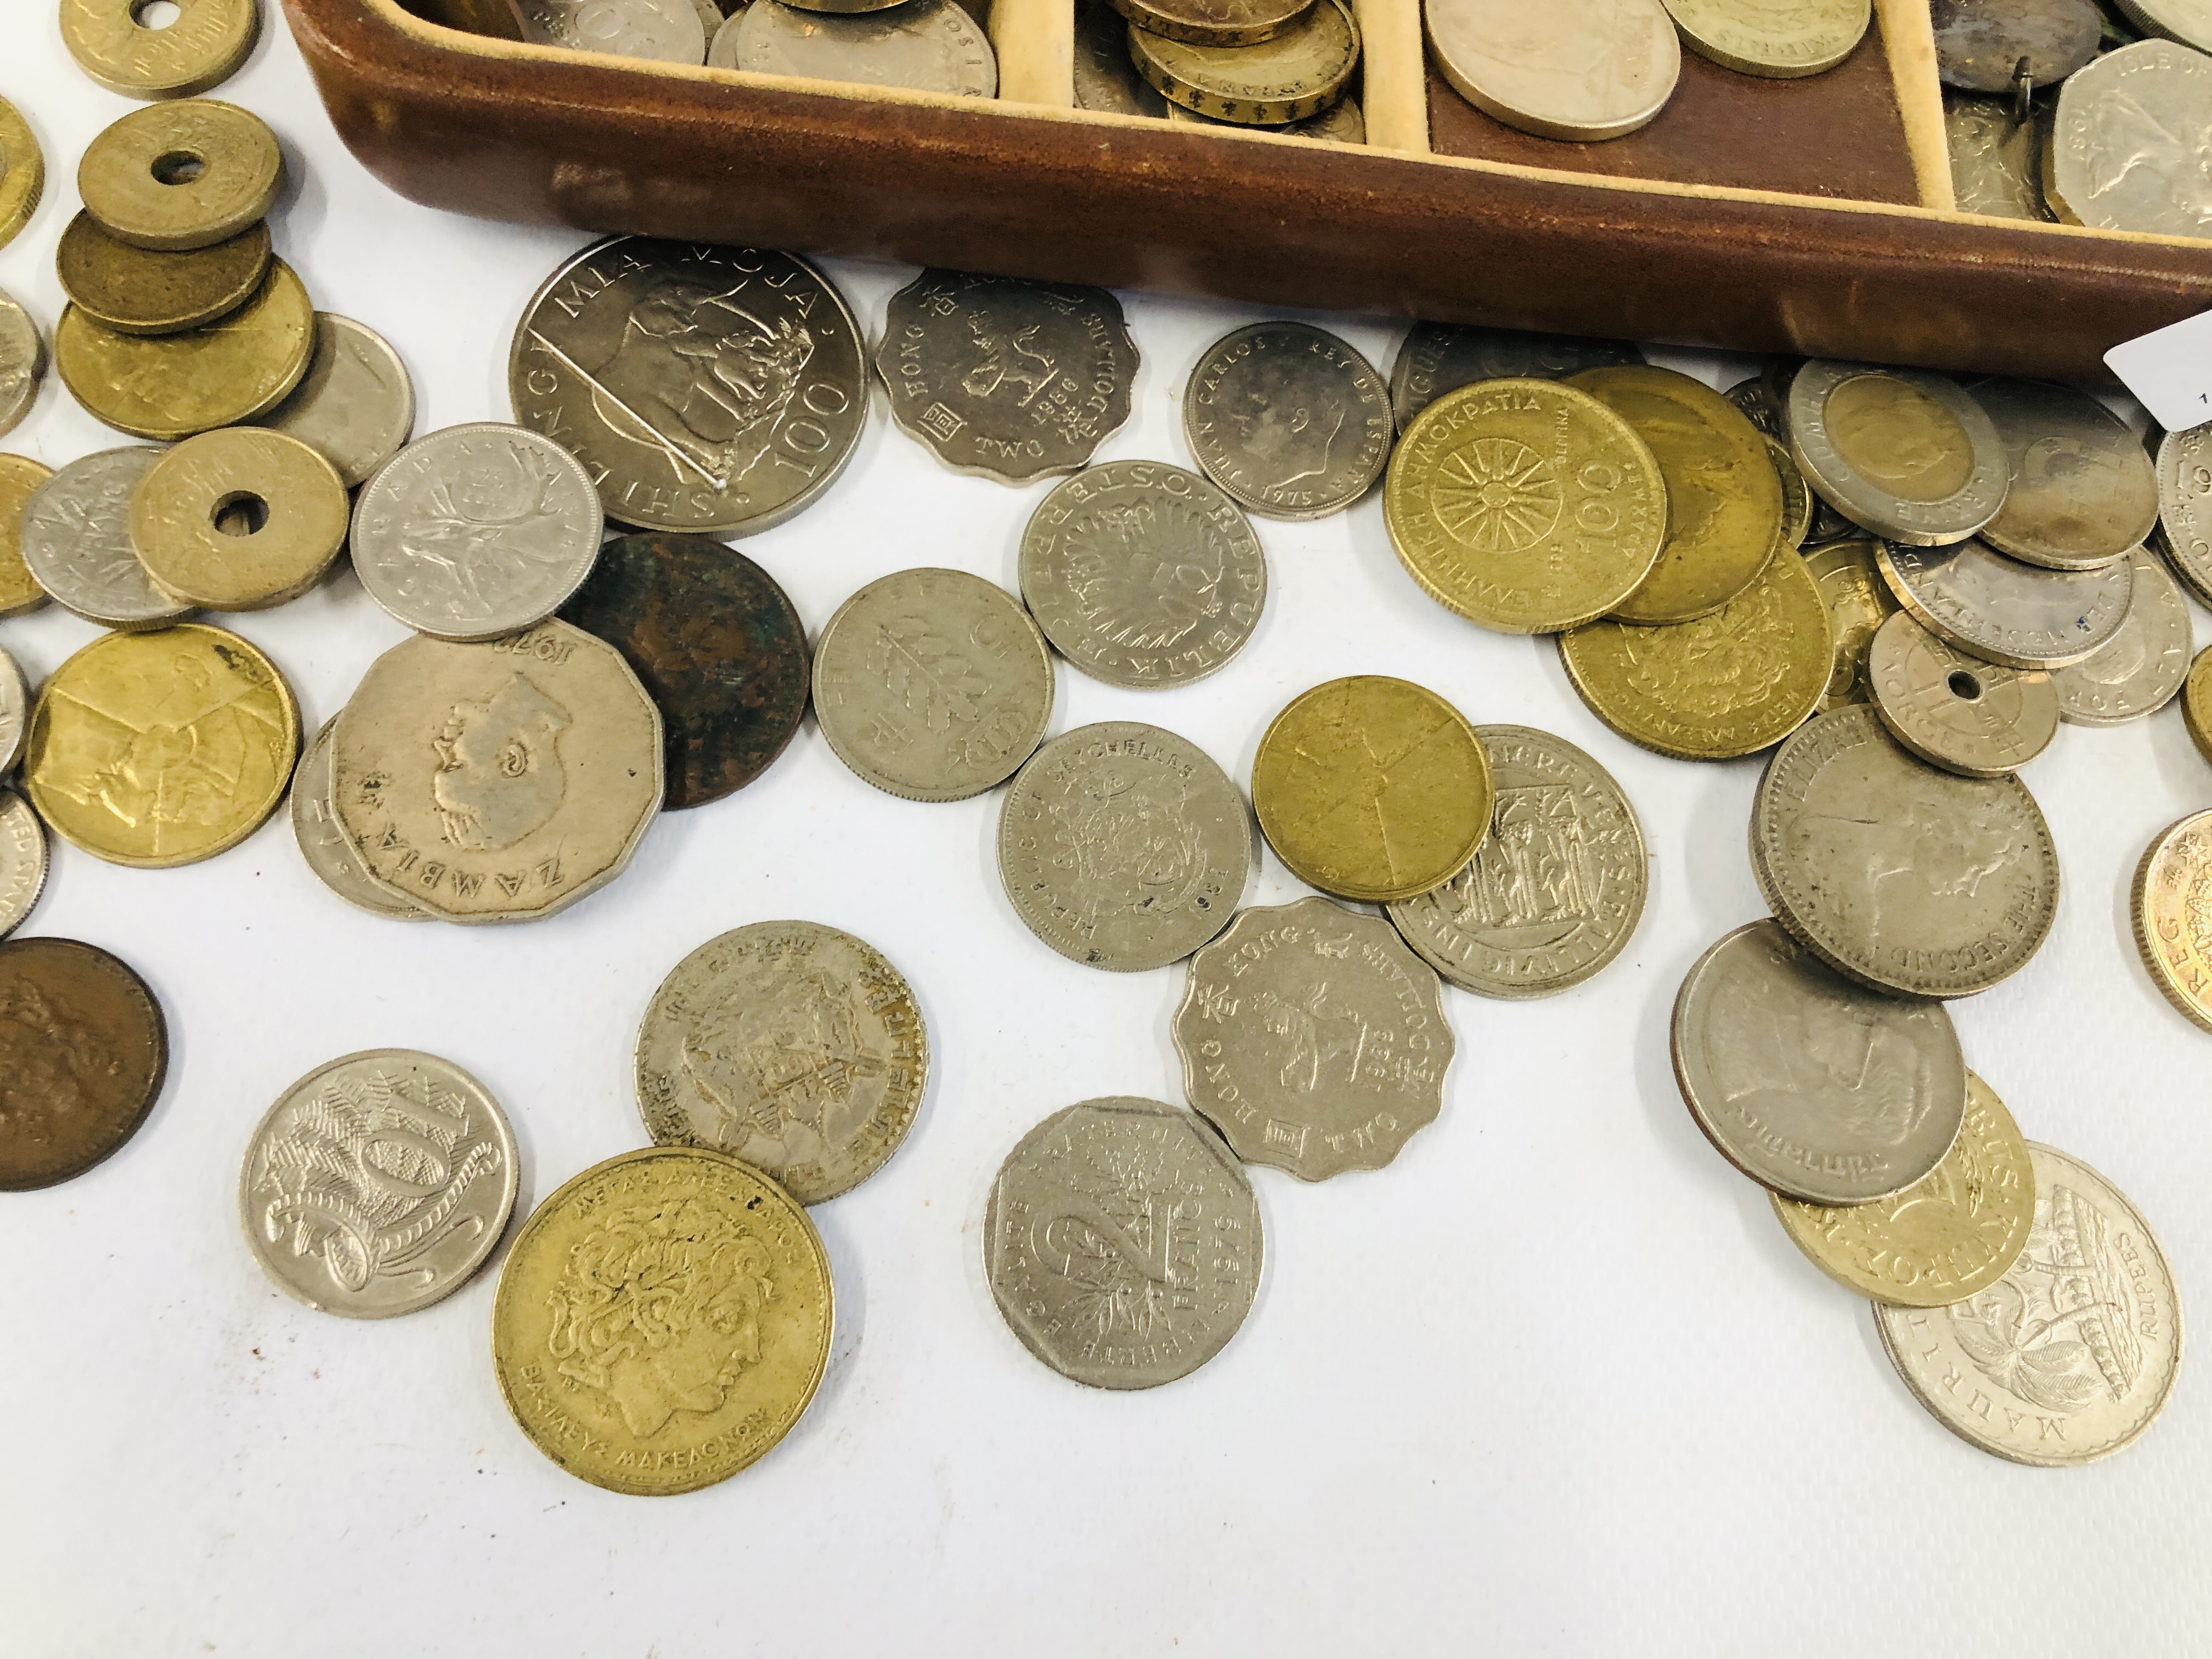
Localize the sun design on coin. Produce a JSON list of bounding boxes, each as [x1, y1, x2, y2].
[[1950, 1186, 2142, 1414], [1060, 499, 1224, 652], [679, 963, 885, 1166], [1429, 438, 1561, 551]]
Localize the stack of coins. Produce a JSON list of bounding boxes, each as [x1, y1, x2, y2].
[[1112, 0, 1362, 131]]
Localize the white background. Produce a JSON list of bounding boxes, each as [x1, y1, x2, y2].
[[4, 14, 2211, 1657]]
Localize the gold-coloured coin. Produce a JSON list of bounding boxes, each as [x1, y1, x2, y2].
[[2185, 645, 2212, 769], [1802, 538, 1895, 712], [60, 0, 261, 100], [1109, 0, 1314, 46], [77, 100, 281, 252], [56, 259, 313, 441], [1559, 547, 1831, 759], [56, 211, 271, 336], [0, 97, 43, 253], [1127, 0, 1358, 123], [1771, 1072, 2035, 1307], [129, 429, 348, 611], [1768, 436, 1810, 551], [1251, 675, 1491, 902], [0, 454, 54, 619], [22, 623, 300, 868], [2133, 809, 2212, 1035], [492, 1146, 833, 1497]]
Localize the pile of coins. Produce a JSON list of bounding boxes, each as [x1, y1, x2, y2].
[[1097, 0, 1364, 133]]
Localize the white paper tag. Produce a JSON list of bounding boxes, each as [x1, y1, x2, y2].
[[2106, 311, 2212, 437]]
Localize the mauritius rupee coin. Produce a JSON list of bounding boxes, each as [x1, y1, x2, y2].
[[19, 448, 194, 630], [1804, 539, 1898, 711], [0, 938, 168, 1190], [1878, 537, 2132, 668], [1425, 0, 1679, 140], [0, 792, 48, 940], [1789, 362, 2007, 546], [2053, 547, 2191, 725], [1390, 324, 1641, 430], [291, 719, 427, 922], [255, 314, 417, 488], [1970, 378, 2157, 569], [1869, 611, 2058, 776], [1184, 323, 1392, 520], [2047, 41, 2212, 237]]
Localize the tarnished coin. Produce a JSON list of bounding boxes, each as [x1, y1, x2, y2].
[[493, 1146, 832, 1495], [0, 792, 47, 940], [1875, 1144, 2181, 1467], [1931, 0, 2102, 91], [0, 648, 28, 777], [330, 622, 663, 924], [2115, 0, 2212, 51], [985, 1098, 1261, 1389], [1662, 0, 1869, 77], [351, 424, 605, 641], [254, 314, 416, 488], [1173, 896, 1454, 1181], [0, 938, 167, 1190], [1184, 322, 1391, 520], [129, 428, 349, 611], [2046, 40, 2212, 236], [0, 97, 44, 253], [1167, 93, 1365, 139], [510, 238, 867, 537], [1074, 1, 1169, 112], [729, 0, 999, 95], [1869, 611, 2059, 776], [19, 448, 193, 630], [1788, 361, 2008, 547], [1390, 324, 1640, 430], [811, 568, 1054, 803], [2053, 546, 2191, 725], [1109, 0, 1313, 45], [1877, 535, 2133, 668], [1945, 93, 2053, 221], [635, 922, 926, 1202], [1751, 704, 2060, 998], [2185, 645, 2212, 766], [1128, 0, 1358, 123], [2152, 422, 2212, 606], [1425, 0, 1680, 140], [1725, 375, 1787, 439], [2133, 808, 2212, 1033], [0, 455, 52, 619], [1769, 438, 1812, 551], [514, 0, 708, 60], [55, 212, 271, 337], [876, 272, 1137, 484], [291, 719, 427, 921], [1970, 378, 2157, 569], [60, 0, 260, 98], [0, 289, 43, 439], [77, 100, 281, 252], [240, 1050, 518, 1318]]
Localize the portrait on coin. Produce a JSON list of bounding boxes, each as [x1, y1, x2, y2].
[[431, 673, 573, 851], [680, 961, 888, 1169], [1220, 359, 1347, 493], [1825, 376, 1974, 501]]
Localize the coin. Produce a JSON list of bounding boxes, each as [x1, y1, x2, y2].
[[1128, 0, 1359, 123], [2046, 40, 2212, 235], [0, 454, 52, 618], [240, 1050, 518, 1318], [59, 0, 261, 98], [2133, 808, 2212, 1032], [492, 1146, 832, 1495], [1769, 437, 1812, 551], [129, 428, 349, 611], [2185, 645, 2212, 765], [253, 314, 416, 488], [54, 212, 270, 338], [1877, 536, 2132, 668], [77, 100, 281, 253], [351, 424, 605, 641], [2152, 422, 2212, 606], [1751, 704, 2059, 998], [0, 289, 43, 439], [1109, 0, 1312, 44], [510, 238, 867, 536], [1390, 324, 1641, 430], [1075, 0, 1169, 112], [290, 718, 428, 921], [0, 647, 27, 775], [1969, 378, 2157, 569], [1725, 375, 1787, 439], [1662, 0, 1869, 77], [1184, 322, 1391, 520], [330, 622, 663, 924], [1385, 378, 1667, 633], [1945, 93, 2052, 221], [635, 922, 926, 1201], [1869, 611, 2058, 777], [1251, 675, 1490, 903], [811, 567, 1054, 803], [1874, 1144, 2181, 1467], [875, 271, 1137, 484], [1930, 0, 2102, 91], [0, 938, 167, 1190], [514, 0, 707, 60], [2114, 0, 2212, 51], [728, 0, 998, 95], [1426, 0, 1680, 140], [0, 96, 43, 253], [1167, 93, 1366, 138], [19, 448, 194, 630], [985, 1098, 1261, 1387], [0, 791, 47, 940], [2052, 546, 2192, 725], [1787, 361, 2007, 547]]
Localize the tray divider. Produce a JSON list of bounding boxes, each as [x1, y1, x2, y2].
[[995, 0, 1076, 105], [1874, 0, 1953, 211], [1357, 0, 1430, 153]]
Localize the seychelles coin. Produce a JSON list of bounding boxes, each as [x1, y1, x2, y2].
[[510, 238, 867, 536], [1167, 93, 1365, 138], [1788, 361, 2008, 547], [1386, 725, 1645, 998], [2114, 0, 2212, 50], [0, 97, 44, 253], [129, 428, 348, 611], [1425, 0, 1679, 140], [811, 568, 1053, 803], [1129, 0, 1357, 122], [2046, 41, 2212, 235], [635, 922, 927, 1201], [1109, 0, 1313, 45], [254, 314, 416, 488], [240, 1050, 518, 1318], [998, 723, 1251, 971], [1075, 1, 1169, 112], [1877, 536, 2132, 668], [1875, 1144, 2181, 1467], [19, 449, 193, 630], [1970, 378, 2157, 569], [290, 719, 427, 921], [0, 792, 47, 939], [1751, 704, 2060, 998], [330, 622, 663, 924], [1662, 0, 1869, 77], [2053, 547, 2191, 724], [1251, 675, 1491, 903], [2134, 808, 2212, 1032], [351, 424, 604, 641], [1017, 460, 1266, 689], [1184, 321, 1391, 520], [1869, 611, 2059, 776], [77, 100, 281, 252], [1930, 0, 2102, 91], [1769, 438, 1812, 550], [54, 212, 270, 337], [0, 289, 43, 438], [0, 647, 27, 775], [493, 1146, 833, 1495], [2181, 646, 2212, 764], [514, 0, 708, 60], [59, 0, 260, 98], [2152, 422, 2212, 605], [1385, 378, 1667, 633], [730, 0, 999, 95], [1945, 93, 2052, 220], [1672, 921, 1966, 1203], [0, 454, 49, 618], [0, 938, 167, 1190], [875, 272, 1137, 484], [1390, 324, 1640, 430], [985, 1098, 1261, 1387]]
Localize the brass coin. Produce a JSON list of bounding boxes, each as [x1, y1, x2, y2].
[[1127, 0, 1358, 123], [56, 259, 313, 441], [0, 97, 43, 253], [2186, 645, 2212, 768], [1802, 538, 1896, 712], [0, 938, 168, 1191], [60, 0, 261, 99], [77, 100, 282, 252], [1109, 0, 1315, 45], [2133, 809, 2212, 1035], [55, 211, 271, 335], [1769, 436, 1811, 551], [0, 454, 54, 619], [492, 1146, 833, 1496], [23, 623, 300, 868], [1251, 675, 1491, 902], [129, 428, 348, 611]]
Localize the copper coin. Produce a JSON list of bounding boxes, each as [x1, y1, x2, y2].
[[0, 937, 168, 1190]]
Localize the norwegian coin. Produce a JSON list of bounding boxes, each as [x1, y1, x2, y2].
[[1969, 378, 2157, 569], [1661, 0, 1869, 78], [811, 568, 1053, 803], [1385, 379, 1667, 633], [1167, 94, 1365, 139], [2052, 546, 2191, 724], [129, 428, 348, 611], [635, 922, 926, 1201], [0, 792, 47, 939], [985, 1098, 1261, 1388], [351, 424, 604, 641], [329, 622, 663, 924], [2046, 41, 2212, 236], [1788, 361, 2008, 547], [1184, 322, 1390, 520], [1175, 896, 1453, 1180], [1127, 0, 1359, 123], [1869, 611, 2059, 777], [1425, 0, 1680, 141], [55, 212, 271, 337], [1945, 93, 2053, 221], [1751, 704, 2060, 997], [0, 455, 52, 619], [0, 647, 27, 775], [1877, 536, 2132, 668], [1769, 438, 1812, 551], [1875, 1144, 2181, 1467], [59, 0, 260, 98], [2134, 809, 2212, 1032], [253, 314, 416, 488], [19, 449, 193, 630], [0, 289, 43, 439], [1109, 0, 1313, 46], [2114, 0, 2212, 52], [510, 238, 867, 537], [291, 719, 427, 921], [77, 101, 281, 253], [0, 938, 167, 1190], [1017, 460, 1266, 689], [559, 533, 810, 810], [1386, 725, 1645, 998], [1802, 546, 1903, 710], [1074, 1, 1169, 113], [2181, 645, 2212, 765], [875, 272, 1137, 484], [0, 97, 44, 254], [1391, 324, 1641, 430], [730, 0, 999, 96], [514, 0, 708, 60], [493, 1146, 833, 1495], [2152, 422, 2212, 606], [1930, 0, 2102, 91], [240, 1050, 519, 1318]]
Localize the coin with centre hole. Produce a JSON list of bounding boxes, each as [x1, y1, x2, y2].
[[60, 0, 261, 99], [77, 100, 282, 252], [129, 428, 348, 611], [1868, 611, 2058, 777]]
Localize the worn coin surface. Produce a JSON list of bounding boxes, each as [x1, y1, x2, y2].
[[0, 645, 26, 778], [1877, 535, 2133, 668], [0, 938, 168, 1190], [1869, 611, 2059, 776], [0, 289, 43, 439], [0, 97, 44, 254], [130, 427, 349, 611], [291, 719, 427, 921], [1184, 322, 1391, 520], [2184, 645, 2212, 765], [514, 0, 707, 60], [2132, 809, 2212, 1033], [1168, 93, 1365, 138], [2115, 0, 2212, 50], [59, 0, 261, 98], [1789, 360, 2008, 546], [0, 792, 46, 940], [77, 100, 282, 253], [55, 212, 271, 337], [1970, 378, 2157, 569], [1931, 0, 2102, 90], [254, 314, 416, 488], [2053, 546, 2191, 724], [1075, 1, 1169, 112], [0, 455, 51, 618], [1128, 0, 1359, 122], [2047, 40, 2212, 236], [1110, 0, 1312, 44], [1426, 0, 1680, 140], [2152, 422, 2212, 605], [985, 1098, 1261, 1389], [729, 0, 999, 94], [1390, 324, 1641, 430], [1663, 0, 1869, 77], [1945, 93, 2052, 221], [19, 448, 193, 629]]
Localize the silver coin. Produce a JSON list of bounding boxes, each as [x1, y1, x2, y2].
[[1877, 535, 2133, 668], [2046, 40, 2212, 236], [0, 643, 25, 776], [511, 237, 867, 537], [1945, 93, 2053, 222], [239, 1049, 519, 1318], [1172, 895, 1454, 1182], [1425, 0, 1680, 141], [254, 314, 416, 489], [290, 718, 428, 922], [2114, 0, 2212, 52], [350, 424, 604, 642], [1931, 0, 2102, 92], [984, 1097, 1261, 1390], [1017, 460, 1266, 689], [2151, 422, 2212, 606], [0, 287, 42, 438], [1395, 325, 1643, 430], [1968, 378, 2157, 569], [18, 447, 195, 631], [1073, 0, 1166, 115], [730, 0, 998, 95], [1184, 322, 1392, 521], [2053, 546, 2193, 724], [1875, 1143, 2182, 1468], [1725, 375, 1787, 440], [1386, 725, 1646, 999], [875, 271, 1138, 483], [689, 0, 724, 36], [812, 567, 1054, 802], [514, 0, 707, 61], [1671, 920, 1966, 1204], [1788, 360, 2009, 547], [0, 789, 48, 940], [1869, 611, 2058, 777], [1751, 704, 2060, 998]]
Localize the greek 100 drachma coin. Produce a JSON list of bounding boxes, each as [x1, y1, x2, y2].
[[0, 287, 43, 439], [1426, 0, 1679, 140], [1184, 323, 1392, 520], [2132, 809, 2212, 1035], [255, 314, 417, 489], [2154, 422, 2212, 606], [0, 791, 48, 941], [1878, 537, 2132, 669], [291, 719, 427, 922], [2046, 41, 2212, 238], [20, 448, 194, 630], [1969, 378, 2157, 570], [1389, 324, 1642, 430], [1788, 362, 2008, 547], [0, 644, 27, 776], [724, 0, 1000, 96], [2053, 548, 2191, 725], [240, 1051, 518, 1318], [1868, 611, 2059, 778]]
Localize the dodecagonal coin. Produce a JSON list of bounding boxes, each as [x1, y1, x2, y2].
[[1184, 322, 1392, 520], [1869, 611, 2058, 777], [1930, 0, 2102, 91], [1789, 361, 2008, 546], [1970, 378, 2158, 569], [0, 937, 167, 1190], [1877, 536, 2132, 668], [291, 719, 427, 922], [18, 448, 193, 630], [253, 314, 417, 488], [0, 791, 48, 940], [2053, 546, 2192, 725], [54, 213, 270, 336]]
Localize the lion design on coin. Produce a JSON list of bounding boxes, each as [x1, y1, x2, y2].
[[431, 674, 573, 851], [680, 964, 886, 1169]]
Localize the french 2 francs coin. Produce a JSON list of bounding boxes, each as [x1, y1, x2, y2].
[[1877, 536, 2134, 668], [60, 0, 259, 98], [724, 0, 1000, 95], [2046, 41, 2212, 236], [2133, 808, 2212, 1033], [0, 936, 168, 1190], [1968, 378, 2158, 569], [1867, 611, 2059, 777], [1803, 538, 1899, 711], [511, 238, 867, 536], [2153, 421, 2212, 606], [1661, 0, 1869, 77], [1788, 361, 2008, 547], [1389, 324, 1642, 430], [0, 289, 44, 439], [1929, 0, 2102, 91], [239, 1050, 519, 1318], [0, 455, 52, 618], [1184, 322, 1392, 520], [513, 0, 707, 62], [19, 448, 193, 629], [0, 791, 49, 940], [254, 314, 417, 488], [292, 719, 427, 921], [2053, 546, 2192, 725], [1425, 0, 1680, 141], [985, 1098, 1261, 1389]]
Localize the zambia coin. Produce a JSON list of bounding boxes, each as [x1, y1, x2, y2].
[[1869, 611, 2059, 776], [2047, 41, 2212, 236], [1390, 324, 1640, 430], [1184, 322, 1391, 520], [55, 212, 271, 337], [986, 1098, 1261, 1388], [1930, 0, 2102, 91], [0, 938, 167, 1190], [1074, 0, 1169, 112], [493, 1146, 832, 1495], [130, 428, 349, 611], [1875, 1144, 2181, 1467], [0, 792, 47, 939], [77, 100, 281, 253], [1128, 0, 1358, 122], [1426, 0, 1680, 140], [875, 272, 1137, 484], [254, 314, 416, 488], [0, 289, 43, 438], [2183, 645, 2212, 765], [2053, 547, 2191, 725], [60, 0, 260, 98], [0, 454, 52, 618], [1663, 0, 1869, 77], [1877, 536, 2132, 668], [0, 647, 27, 775], [2152, 422, 2212, 606], [240, 1050, 519, 1318], [729, 0, 999, 95], [514, 0, 707, 60], [1970, 378, 2157, 569], [2115, 0, 2212, 50], [0, 97, 44, 253], [291, 719, 427, 921], [1109, 0, 1312, 45], [19, 449, 193, 630], [2134, 809, 2212, 1033], [1945, 93, 2052, 221], [1788, 361, 2008, 547]]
